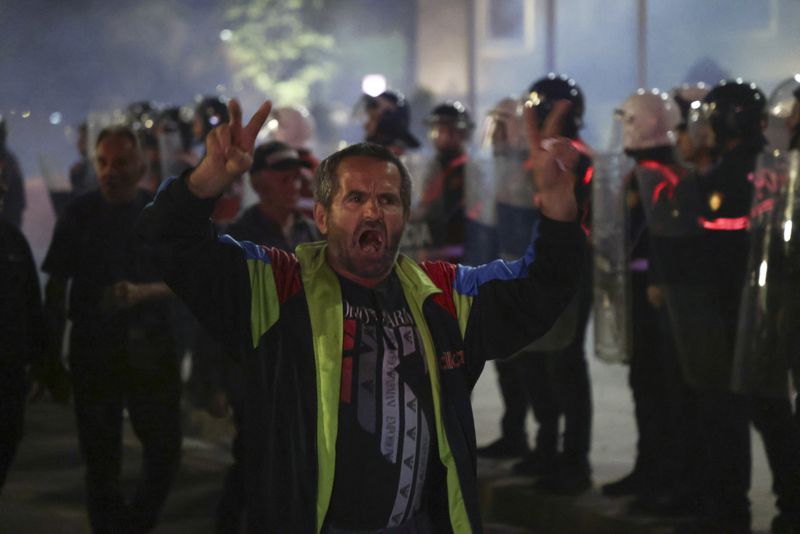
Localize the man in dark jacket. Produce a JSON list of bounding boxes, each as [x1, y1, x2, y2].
[[139, 99, 584, 533], [43, 126, 182, 534]]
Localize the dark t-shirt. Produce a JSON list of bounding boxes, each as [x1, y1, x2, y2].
[[326, 272, 443, 529], [42, 189, 174, 369]]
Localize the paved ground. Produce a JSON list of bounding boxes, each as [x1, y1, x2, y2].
[[472, 335, 777, 533], [0, 321, 779, 533]]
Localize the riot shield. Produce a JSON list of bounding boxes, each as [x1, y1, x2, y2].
[[462, 150, 498, 266], [402, 153, 488, 263], [634, 163, 730, 390], [158, 129, 194, 181], [732, 149, 800, 397], [592, 151, 633, 364], [764, 76, 800, 152], [401, 156, 440, 262]]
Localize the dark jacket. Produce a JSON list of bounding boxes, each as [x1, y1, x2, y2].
[[138, 173, 584, 533]]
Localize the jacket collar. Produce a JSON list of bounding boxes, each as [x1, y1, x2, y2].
[[295, 241, 442, 301]]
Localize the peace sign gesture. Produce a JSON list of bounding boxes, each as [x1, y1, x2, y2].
[[524, 100, 579, 222], [188, 99, 273, 199]]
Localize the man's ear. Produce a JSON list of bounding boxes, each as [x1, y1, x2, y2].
[[313, 202, 328, 235]]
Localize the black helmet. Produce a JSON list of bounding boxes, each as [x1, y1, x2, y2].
[[125, 101, 163, 149], [527, 73, 584, 138], [703, 79, 767, 152], [424, 101, 474, 132], [364, 90, 412, 125], [158, 106, 195, 152], [364, 90, 420, 149], [194, 96, 230, 140]]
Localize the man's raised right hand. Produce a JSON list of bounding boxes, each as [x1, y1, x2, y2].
[[188, 99, 272, 199]]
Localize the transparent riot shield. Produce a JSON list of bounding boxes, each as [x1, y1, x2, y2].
[[158, 129, 194, 181], [462, 150, 498, 266], [401, 156, 439, 262], [635, 163, 730, 390], [592, 152, 633, 363], [402, 152, 487, 263], [732, 149, 800, 397], [764, 76, 800, 152]]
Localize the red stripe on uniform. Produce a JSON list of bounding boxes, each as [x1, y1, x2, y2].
[[698, 216, 750, 231]]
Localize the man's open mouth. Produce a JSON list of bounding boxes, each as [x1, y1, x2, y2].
[[357, 228, 386, 253]]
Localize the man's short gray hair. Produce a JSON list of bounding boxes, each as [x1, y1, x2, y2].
[[313, 142, 412, 214], [95, 125, 141, 151]]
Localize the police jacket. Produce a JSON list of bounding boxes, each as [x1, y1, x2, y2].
[[138, 172, 584, 534]]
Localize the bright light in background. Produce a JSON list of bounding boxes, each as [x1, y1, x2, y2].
[[361, 74, 387, 97], [266, 119, 279, 132], [758, 260, 768, 287], [21, 110, 31, 118], [784, 220, 793, 242], [219, 29, 233, 42], [331, 108, 350, 126], [49, 112, 63, 125]]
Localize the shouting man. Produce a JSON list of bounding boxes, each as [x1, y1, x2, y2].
[[139, 99, 584, 534]]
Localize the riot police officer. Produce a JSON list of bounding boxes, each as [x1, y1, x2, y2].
[[736, 75, 800, 534], [509, 74, 594, 494], [601, 90, 700, 515], [687, 79, 768, 533], [410, 101, 477, 263]]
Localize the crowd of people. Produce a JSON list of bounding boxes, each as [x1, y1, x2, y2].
[[0, 69, 799, 534]]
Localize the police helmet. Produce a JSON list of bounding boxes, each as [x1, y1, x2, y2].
[[526, 73, 584, 138]]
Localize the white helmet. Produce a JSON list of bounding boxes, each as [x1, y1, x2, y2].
[[764, 74, 800, 150], [614, 89, 682, 150], [269, 105, 315, 149], [480, 96, 526, 153]]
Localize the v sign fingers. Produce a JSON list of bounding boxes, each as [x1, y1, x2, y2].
[[188, 99, 272, 199]]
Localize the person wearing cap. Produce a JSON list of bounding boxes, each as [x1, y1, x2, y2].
[[190, 139, 320, 534]]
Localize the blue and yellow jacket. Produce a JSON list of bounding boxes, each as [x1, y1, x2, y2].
[[138, 173, 584, 533]]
